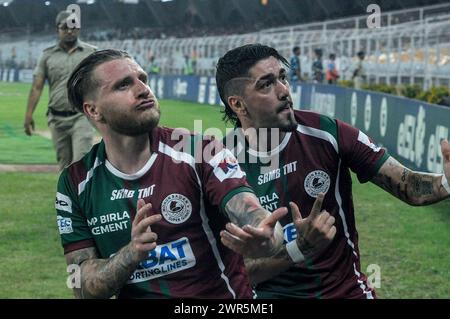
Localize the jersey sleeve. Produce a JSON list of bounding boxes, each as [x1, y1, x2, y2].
[[33, 52, 47, 79], [56, 169, 95, 254], [197, 137, 253, 212], [336, 119, 390, 183]]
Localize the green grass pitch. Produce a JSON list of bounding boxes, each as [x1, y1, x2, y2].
[[0, 82, 448, 298]]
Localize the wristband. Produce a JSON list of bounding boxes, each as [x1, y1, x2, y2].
[[286, 240, 305, 263], [442, 175, 450, 194]]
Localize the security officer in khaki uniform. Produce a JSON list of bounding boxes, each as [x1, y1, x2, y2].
[[24, 10, 97, 169]]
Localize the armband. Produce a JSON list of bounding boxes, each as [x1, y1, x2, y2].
[[286, 240, 305, 263]]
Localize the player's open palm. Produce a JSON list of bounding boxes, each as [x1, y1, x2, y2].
[[291, 193, 336, 260], [129, 199, 162, 263]]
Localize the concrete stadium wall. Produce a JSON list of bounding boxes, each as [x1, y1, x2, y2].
[[3, 72, 449, 173]]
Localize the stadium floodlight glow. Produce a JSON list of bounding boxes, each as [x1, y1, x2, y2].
[[45, 1, 51, 6], [2, 0, 13, 7]]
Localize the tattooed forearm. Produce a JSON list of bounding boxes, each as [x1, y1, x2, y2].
[[224, 192, 267, 227], [410, 174, 434, 197], [244, 247, 292, 285], [372, 156, 449, 206], [65, 244, 141, 299]]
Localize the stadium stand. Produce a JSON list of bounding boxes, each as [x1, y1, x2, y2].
[[0, 0, 449, 90]]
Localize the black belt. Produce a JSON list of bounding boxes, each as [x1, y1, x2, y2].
[[48, 108, 79, 117]]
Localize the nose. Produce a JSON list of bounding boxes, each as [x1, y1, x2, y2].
[[136, 80, 152, 99], [277, 79, 290, 100]]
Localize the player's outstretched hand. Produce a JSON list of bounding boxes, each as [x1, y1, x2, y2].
[[129, 199, 162, 263], [220, 207, 287, 259], [291, 193, 336, 261]]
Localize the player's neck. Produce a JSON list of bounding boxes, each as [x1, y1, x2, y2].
[[103, 133, 151, 175]]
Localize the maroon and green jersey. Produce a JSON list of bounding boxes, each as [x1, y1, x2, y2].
[[56, 126, 254, 298], [225, 110, 389, 299]]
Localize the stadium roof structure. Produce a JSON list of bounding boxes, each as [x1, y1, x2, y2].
[[0, 0, 450, 34]]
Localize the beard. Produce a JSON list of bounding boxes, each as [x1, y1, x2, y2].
[[276, 104, 297, 132], [280, 115, 298, 132], [104, 105, 161, 137]]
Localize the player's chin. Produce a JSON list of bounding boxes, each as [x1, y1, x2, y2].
[[278, 114, 297, 132]]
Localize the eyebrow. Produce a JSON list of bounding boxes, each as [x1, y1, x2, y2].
[[110, 71, 147, 90], [112, 76, 132, 90], [255, 68, 287, 84]]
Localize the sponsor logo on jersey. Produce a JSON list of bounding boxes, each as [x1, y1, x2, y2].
[[211, 149, 246, 182], [259, 192, 279, 211], [56, 192, 72, 214], [257, 161, 297, 185], [57, 215, 73, 234], [304, 170, 331, 198], [283, 223, 297, 243], [161, 193, 192, 224], [110, 185, 155, 201], [127, 237, 196, 283], [218, 157, 238, 174]]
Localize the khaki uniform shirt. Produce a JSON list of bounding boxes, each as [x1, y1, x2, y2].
[[34, 40, 96, 119]]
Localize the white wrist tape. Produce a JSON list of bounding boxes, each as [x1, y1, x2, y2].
[[441, 175, 450, 194], [286, 240, 305, 263]]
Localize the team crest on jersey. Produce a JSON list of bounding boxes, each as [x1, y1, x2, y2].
[[304, 170, 331, 198], [161, 193, 192, 224]]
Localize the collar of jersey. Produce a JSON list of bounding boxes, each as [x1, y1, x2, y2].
[[105, 153, 158, 180], [239, 130, 292, 158]]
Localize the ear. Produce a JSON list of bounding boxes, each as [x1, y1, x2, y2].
[[83, 101, 102, 122], [227, 95, 247, 117]]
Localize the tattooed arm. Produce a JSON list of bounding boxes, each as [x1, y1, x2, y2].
[[221, 191, 286, 258], [65, 199, 161, 299], [244, 248, 293, 285], [372, 152, 450, 206], [224, 192, 270, 228]]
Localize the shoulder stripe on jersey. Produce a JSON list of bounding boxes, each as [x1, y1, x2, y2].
[[78, 157, 103, 195], [334, 159, 374, 299], [208, 148, 246, 182], [105, 153, 158, 181], [158, 141, 195, 169], [297, 124, 338, 153]]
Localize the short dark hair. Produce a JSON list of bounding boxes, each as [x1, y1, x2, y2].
[[216, 44, 289, 127], [293, 46, 300, 53], [67, 49, 132, 112]]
